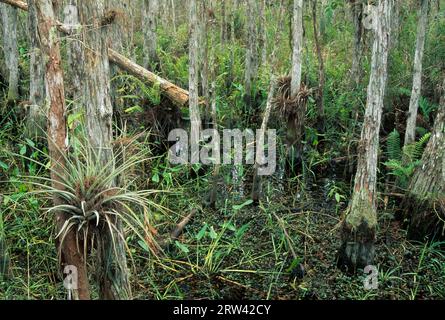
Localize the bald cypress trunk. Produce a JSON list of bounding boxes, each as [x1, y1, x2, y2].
[[337, 0, 392, 273], [350, 0, 364, 89], [34, 0, 90, 300], [63, 0, 83, 100], [286, 0, 305, 170], [291, 0, 303, 98], [143, 0, 159, 70], [244, 0, 259, 114], [1, 3, 19, 102], [189, 0, 202, 165], [26, 0, 45, 139], [403, 78, 445, 240], [311, 0, 325, 129], [404, 0, 429, 146], [78, 0, 131, 300]]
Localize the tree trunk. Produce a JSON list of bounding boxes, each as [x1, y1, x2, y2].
[[26, 0, 45, 139], [1, 3, 19, 102], [244, 0, 259, 113], [291, 0, 303, 98], [34, 0, 90, 300], [252, 78, 277, 203], [63, 0, 83, 100], [337, 0, 392, 273], [143, 0, 159, 70], [171, 0, 177, 34], [311, 0, 325, 131], [220, 0, 227, 43], [404, 0, 429, 146], [189, 0, 202, 164], [286, 0, 305, 171], [350, 0, 364, 89], [390, 0, 400, 50], [258, 0, 266, 67], [403, 78, 445, 241], [78, 0, 131, 300]]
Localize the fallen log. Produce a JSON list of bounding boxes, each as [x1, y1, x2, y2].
[[107, 49, 189, 106], [1, 0, 190, 107], [1, 0, 27, 10]]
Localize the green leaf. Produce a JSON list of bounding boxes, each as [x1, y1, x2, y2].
[[221, 221, 236, 231], [125, 105, 144, 114], [232, 199, 253, 211], [209, 226, 218, 240], [0, 160, 8, 170], [335, 193, 341, 203], [235, 223, 250, 238], [196, 224, 207, 241], [138, 240, 150, 252], [19, 145, 27, 156], [67, 112, 83, 129], [175, 241, 190, 254], [25, 138, 35, 148], [152, 173, 160, 183], [286, 257, 303, 273]]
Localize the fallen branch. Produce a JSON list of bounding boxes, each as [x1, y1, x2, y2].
[[107, 49, 189, 106], [1, 0, 190, 107], [158, 209, 196, 249], [1, 0, 27, 10]]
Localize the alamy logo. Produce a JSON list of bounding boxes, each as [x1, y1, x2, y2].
[[363, 265, 378, 290], [63, 265, 78, 300], [168, 128, 277, 176]]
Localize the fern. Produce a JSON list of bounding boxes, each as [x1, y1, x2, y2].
[[419, 97, 438, 119], [402, 132, 431, 163], [386, 129, 402, 161], [384, 159, 421, 188], [385, 131, 431, 189]]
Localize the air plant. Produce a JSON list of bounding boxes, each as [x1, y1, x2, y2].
[[18, 130, 169, 262]]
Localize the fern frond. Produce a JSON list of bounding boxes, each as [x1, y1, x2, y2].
[[386, 129, 402, 161], [403, 132, 431, 162]]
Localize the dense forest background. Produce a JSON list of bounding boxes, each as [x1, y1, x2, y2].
[[0, 0, 444, 300]]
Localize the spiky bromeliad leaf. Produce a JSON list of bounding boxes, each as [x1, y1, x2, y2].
[[14, 131, 171, 261]]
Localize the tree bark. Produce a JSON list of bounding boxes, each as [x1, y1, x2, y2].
[[171, 0, 177, 34], [78, 0, 131, 300], [1, 3, 19, 101], [63, 0, 83, 100], [26, 0, 45, 139], [350, 0, 364, 89], [311, 0, 325, 130], [143, 0, 159, 70], [291, 0, 303, 98], [220, 0, 227, 43], [189, 0, 202, 164], [252, 78, 277, 203], [404, 0, 429, 146], [34, 0, 90, 300], [337, 0, 392, 273], [285, 0, 305, 171], [244, 0, 259, 111], [403, 78, 445, 240]]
